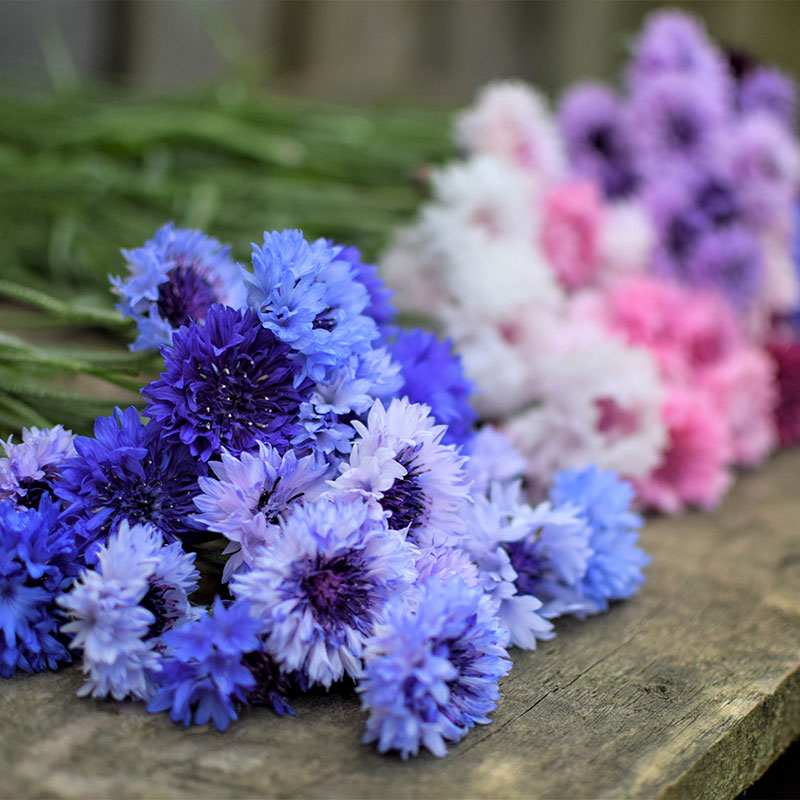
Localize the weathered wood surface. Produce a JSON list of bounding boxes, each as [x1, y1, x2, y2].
[[2, 451, 799, 800]]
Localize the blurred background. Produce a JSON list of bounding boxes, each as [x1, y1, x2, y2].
[[2, 1, 800, 103]]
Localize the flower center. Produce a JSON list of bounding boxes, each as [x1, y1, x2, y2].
[[141, 580, 170, 638], [156, 264, 216, 329], [505, 541, 546, 598], [15, 475, 55, 509], [667, 112, 697, 151], [588, 125, 615, 159], [300, 553, 371, 630], [381, 448, 428, 536]]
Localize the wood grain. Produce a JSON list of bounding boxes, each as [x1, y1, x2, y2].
[[2, 450, 799, 800]]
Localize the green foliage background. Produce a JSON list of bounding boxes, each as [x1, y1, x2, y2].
[[0, 83, 452, 438]]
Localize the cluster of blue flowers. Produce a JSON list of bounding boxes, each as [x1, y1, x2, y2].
[[0, 224, 650, 758]]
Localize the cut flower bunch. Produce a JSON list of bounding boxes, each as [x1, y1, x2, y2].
[[0, 224, 649, 759], [382, 9, 800, 513]]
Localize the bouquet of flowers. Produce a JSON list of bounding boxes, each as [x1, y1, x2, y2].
[[0, 223, 648, 759], [382, 9, 800, 513]]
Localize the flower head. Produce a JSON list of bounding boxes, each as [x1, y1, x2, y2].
[[329, 399, 471, 548], [627, 9, 732, 100], [729, 113, 800, 226], [558, 83, 637, 198], [738, 66, 796, 129], [0, 425, 76, 508], [389, 329, 476, 446], [766, 336, 800, 447], [54, 407, 206, 562], [630, 73, 728, 179], [540, 180, 605, 291], [243, 230, 379, 382], [147, 598, 274, 730], [549, 466, 649, 613], [0, 496, 77, 677], [687, 227, 764, 309], [232, 496, 416, 688], [193, 442, 328, 580], [111, 222, 246, 350], [143, 305, 312, 462], [58, 520, 198, 700], [635, 388, 731, 513], [455, 80, 566, 180], [359, 575, 511, 759]]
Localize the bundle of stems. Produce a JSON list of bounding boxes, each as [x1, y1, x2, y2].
[[0, 82, 451, 439]]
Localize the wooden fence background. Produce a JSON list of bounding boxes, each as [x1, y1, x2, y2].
[[2, 1, 800, 105]]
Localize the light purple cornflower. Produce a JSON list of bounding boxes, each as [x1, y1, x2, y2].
[[58, 520, 199, 701], [232, 496, 417, 688], [193, 442, 328, 580], [328, 398, 471, 548]]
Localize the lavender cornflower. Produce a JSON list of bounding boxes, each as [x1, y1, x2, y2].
[[359, 575, 511, 759], [143, 306, 313, 462], [329, 399, 471, 548], [232, 497, 417, 688], [503, 501, 593, 619], [243, 230, 379, 382], [461, 482, 554, 649], [147, 598, 287, 731], [389, 329, 476, 446], [558, 83, 638, 198], [630, 73, 728, 180], [54, 406, 206, 562], [730, 113, 800, 226], [58, 520, 199, 700], [688, 227, 764, 310], [0, 425, 75, 508], [193, 442, 328, 580], [0, 496, 77, 678], [738, 66, 797, 129], [627, 9, 732, 102], [549, 466, 650, 614], [111, 222, 246, 351]]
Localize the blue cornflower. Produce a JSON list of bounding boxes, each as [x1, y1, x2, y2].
[[291, 348, 403, 464], [143, 306, 313, 462], [0, 496, 77, 678], [329, 399, 471, 549], [389, 329, 476, 446], [54, 406, 206, 562], [147, 598, 276, 731], [232, 496, 417, 688], [243, 230, 379, 382], [359, 575, 512, 759], [58, 520, 198, 700], [461, 482, 554, 649], [549, 466, 650, 614], [111, 222, 246, 351], [334, 244, 396, 327], [0, 425, 76, 508], [194, 442, 329, 581]]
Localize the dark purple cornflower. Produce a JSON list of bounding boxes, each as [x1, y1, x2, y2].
[[558, 83, 638, 198], [143, 306, 313, 462], [54, 407, 206, 563]]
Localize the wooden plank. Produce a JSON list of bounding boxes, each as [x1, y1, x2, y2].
[[1, 451, 799, 799]]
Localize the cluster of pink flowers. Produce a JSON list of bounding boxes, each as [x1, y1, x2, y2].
[[381, 9, 800, 513]]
